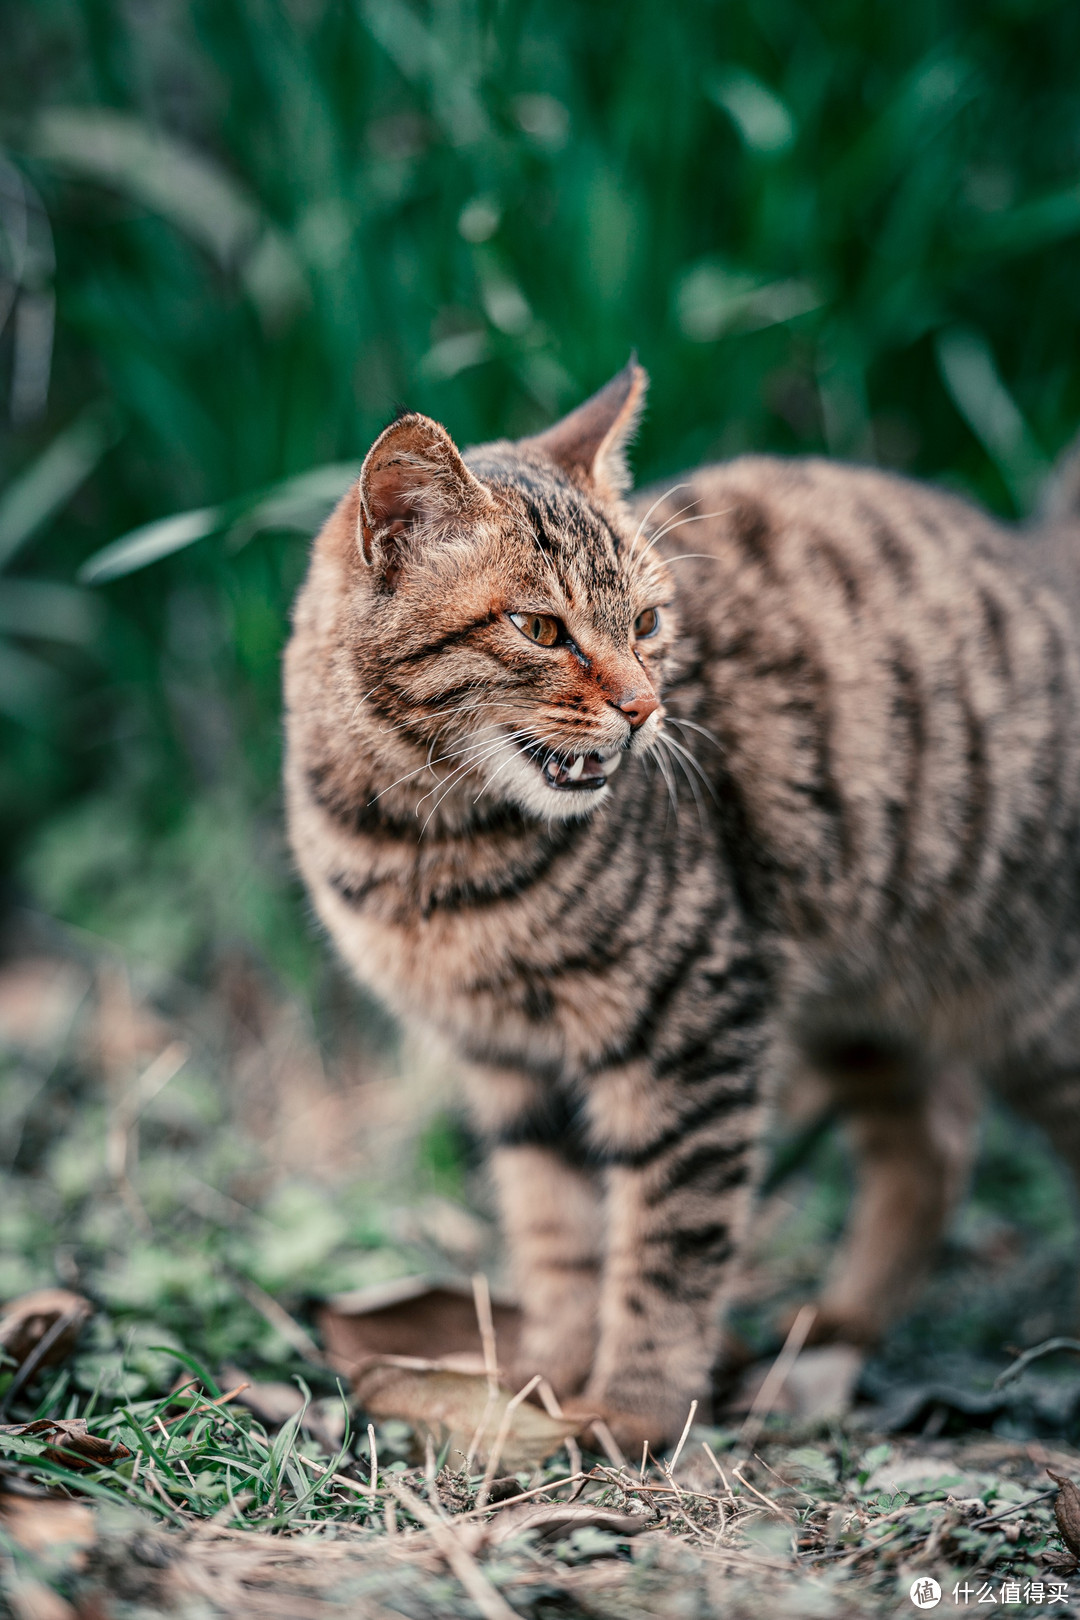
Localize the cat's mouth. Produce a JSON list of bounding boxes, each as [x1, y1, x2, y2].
[[521, 740, 624, 793]]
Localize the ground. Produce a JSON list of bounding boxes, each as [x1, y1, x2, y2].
[[2, 906, 1080, 1619]]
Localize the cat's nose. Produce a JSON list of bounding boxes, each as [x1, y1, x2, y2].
[[614, 687, 660, 728]]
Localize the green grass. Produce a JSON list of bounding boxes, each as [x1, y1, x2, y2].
[[5, 6, 1080, 1611], [5, 0, 1080, 993]]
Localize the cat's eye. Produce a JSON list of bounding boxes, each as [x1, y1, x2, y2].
[[634, 607, 660, 639], [509, 611, 562, 647]]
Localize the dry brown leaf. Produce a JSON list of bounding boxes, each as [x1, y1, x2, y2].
[[486, 1500, 653, 1546], [0, 1490, 96, 1559], [0, 958, 89, 1053], [4, 1575, 78, 1620], [0, 1289, 93, 1372], [2, 1418, 131, 1472], [218, 1365, 347, 1452], [354, 1359, 580, 1471], [217, 1373, 306, 1430], [1048, 1469, 1080, 1556], [317, 1277, 521, 1375]]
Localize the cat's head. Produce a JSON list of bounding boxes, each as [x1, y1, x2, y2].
[[342, 359, 675, 823]]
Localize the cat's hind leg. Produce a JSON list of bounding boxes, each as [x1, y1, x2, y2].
[[806, 1042, 980, 1346], [986, 1015, 1080, 1261]]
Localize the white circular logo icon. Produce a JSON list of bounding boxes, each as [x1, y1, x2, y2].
[[909, 1578, 941, 1610]]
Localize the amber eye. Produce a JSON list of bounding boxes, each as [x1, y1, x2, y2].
[[634, 607, 660, 639], [509, 611, 561, 647]]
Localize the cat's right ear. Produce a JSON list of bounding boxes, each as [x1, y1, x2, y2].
[[357, 412, 491, 586], [526, 357, 648, 500]]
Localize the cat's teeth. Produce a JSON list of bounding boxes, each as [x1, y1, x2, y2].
[[602, 752, 622, 774], [567, 755, 585, 781]]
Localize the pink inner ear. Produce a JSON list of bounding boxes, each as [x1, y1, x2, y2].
[[366, 464, 418, 526]]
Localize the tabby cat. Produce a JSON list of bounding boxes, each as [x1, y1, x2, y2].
[[284, 360, 1080, 1450]]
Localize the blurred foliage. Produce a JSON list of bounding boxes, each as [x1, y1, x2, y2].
[[4, 0, 1080, 986]]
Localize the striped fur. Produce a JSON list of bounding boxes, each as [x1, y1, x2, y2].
[[284, 361, 1080, 1448]]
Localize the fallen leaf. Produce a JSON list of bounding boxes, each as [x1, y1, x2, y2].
[[0, 958, 89, 1054], [0, 1490, 96, 1559], [4, 1575, 77, 1620], [218, 1365, 347, 1453], [723, 1343, 864, 1423], [1049, 1469, 1080, 1556], [216, 1371, 305, 1429], [0, 1289, 93, 1373], [1, 1418, 131, 1472], [354, 1358, 580, 1471], [317, 1277, 521, 1375], [486, 1500, 653, 1546], [781, 1344, 864, 1421]]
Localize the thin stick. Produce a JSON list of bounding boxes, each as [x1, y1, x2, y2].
[[640, 1441, 649, 1485], [703, 1440, 738, 1520], [472, 1273, 499, 1392], [453, 1471, 584, 1522], [465, 1273, 502, 1472], [972, 1486, 1058, 1528], [424, 1431, 447, 1520], [476, 1374, 541, 1509], [387, 1478, 517, 1620], [231, 1274, 325, 1366], [160, 1382, 251, 1428], [367, 1422, 378, 1499], [667, 1399, 697, 1475], [702, 1441, 730, 1491], [535, 1378, 562, 1418], [694, 1448, 732, 1542], [732, 1461, 792, 1521], [994, 1336, 1080, 1389], [0, 1305, 87, 1417], [290, 1454, 374, 1499], [754, 1450, 816, 1505], [591, 1418, 628, 1472], [534, 1378, 583, 1478], [738, 1304, 817, 1451]]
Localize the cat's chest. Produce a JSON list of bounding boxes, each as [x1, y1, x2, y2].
[[316, 830, 655, 1068], [326, 882, 635, 1063]]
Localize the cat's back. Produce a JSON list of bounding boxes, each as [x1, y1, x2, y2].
[[639, 454, 1080, 1032]]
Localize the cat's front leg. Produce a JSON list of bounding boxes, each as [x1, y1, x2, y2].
[[462, 1065, 602, 1398], [489, 1144, 602, 1396], [580, 1036, 769, 1451]]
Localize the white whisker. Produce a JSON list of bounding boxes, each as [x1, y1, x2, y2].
[[651, 743, 681, 826], [661, 732, 717, 811], [415, 728, 536, 828], [666, 715, 723, 750], [657, 735, 708, 832], [637, 507, 733, 563], [627, 481, 692, 559]]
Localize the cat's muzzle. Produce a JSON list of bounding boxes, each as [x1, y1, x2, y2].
[[521, 738, 625, 793]]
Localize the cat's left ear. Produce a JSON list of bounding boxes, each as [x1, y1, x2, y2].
[[357, 412, 492, 583], [526, 356, 648, 500]]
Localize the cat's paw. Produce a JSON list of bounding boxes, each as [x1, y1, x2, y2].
[[561, 1401, 657, 1458], [569, 1387, 701, 1457], [511, 1326, 596, 1401]]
